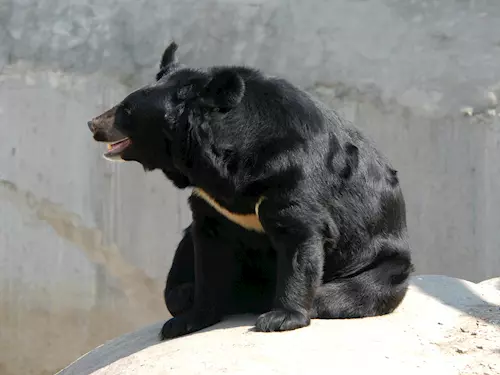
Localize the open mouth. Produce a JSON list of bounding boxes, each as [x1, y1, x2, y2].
[[103, 138, 131, 160]]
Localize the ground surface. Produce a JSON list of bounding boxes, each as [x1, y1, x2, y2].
[[57, 275, 500, 375]]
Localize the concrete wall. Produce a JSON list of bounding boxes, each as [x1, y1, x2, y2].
[[1, 0, 500, 374]]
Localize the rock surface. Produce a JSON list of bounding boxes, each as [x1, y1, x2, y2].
[[478, 277, 500, 292], [57, 275, 500, 375]]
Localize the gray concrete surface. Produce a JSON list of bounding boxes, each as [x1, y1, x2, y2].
[[56, 275, 500, 375], [1, 0, 500, 374], [0, 66, 192, 375]]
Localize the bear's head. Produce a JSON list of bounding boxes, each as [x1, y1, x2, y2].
[[87, 41, 246, 189]]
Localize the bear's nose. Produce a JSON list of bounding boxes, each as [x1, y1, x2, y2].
[[87, 121, 95, 132]]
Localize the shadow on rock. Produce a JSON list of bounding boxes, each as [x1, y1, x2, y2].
[[413, 274, 500, 327], [56, 315, 257, 375]]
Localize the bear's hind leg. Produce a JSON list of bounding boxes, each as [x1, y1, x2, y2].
[[311, 242, 413, 319]]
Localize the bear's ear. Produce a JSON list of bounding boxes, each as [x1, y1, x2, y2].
[[156, 41, 178, 80], [200, 69, 245, 110]]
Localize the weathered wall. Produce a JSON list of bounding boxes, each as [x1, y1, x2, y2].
[[1, 0, 500, 374], [0, 66, 194, 375]]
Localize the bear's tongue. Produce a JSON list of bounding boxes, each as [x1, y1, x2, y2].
[[105, 138, 131, 156]]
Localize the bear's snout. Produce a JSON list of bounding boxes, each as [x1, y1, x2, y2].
[[88, 105, 127, 143], [87, 120, 96, 132]]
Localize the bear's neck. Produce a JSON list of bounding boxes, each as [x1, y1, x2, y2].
[[191, 187, 265, 233]]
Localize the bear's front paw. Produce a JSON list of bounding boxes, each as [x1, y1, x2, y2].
[[255, 309, 310, 332], [160, 311, 220, 340]]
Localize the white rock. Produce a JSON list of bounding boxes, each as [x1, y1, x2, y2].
[[478, 277, 500, 292], [57, 275, 500, 375]]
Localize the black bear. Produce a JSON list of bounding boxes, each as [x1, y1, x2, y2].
[[87, 42, 414, 340]]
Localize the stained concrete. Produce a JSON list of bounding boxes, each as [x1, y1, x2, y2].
[[1, 0, 500, 374]]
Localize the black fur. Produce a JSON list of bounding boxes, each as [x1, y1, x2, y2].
[[88, 42, 414, 340]]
